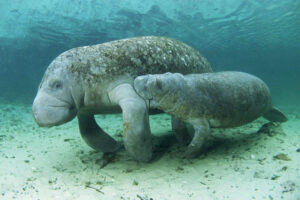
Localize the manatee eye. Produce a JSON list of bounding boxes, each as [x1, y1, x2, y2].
[[152, 77, 168, 96], [50, 80, 63, 90]]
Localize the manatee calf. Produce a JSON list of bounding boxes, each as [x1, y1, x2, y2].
[[32, 36, 213, 162], [134, 71, 287, 157]]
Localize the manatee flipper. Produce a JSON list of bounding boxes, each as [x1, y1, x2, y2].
[[171, 116, 191, 145], [185, 119, 209, 158], [109, 83, 152, 162], [78, 114, 121, 152], [263, 107, 288, 122]]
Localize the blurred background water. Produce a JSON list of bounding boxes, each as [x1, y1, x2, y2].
[[0, 0, 299, 109]]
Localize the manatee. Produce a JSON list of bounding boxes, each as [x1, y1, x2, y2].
[[32, 36, 213, 162], [134, 71, 288, 157]]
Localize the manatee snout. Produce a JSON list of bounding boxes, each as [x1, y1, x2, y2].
[[32, 92, 77, 127], [134, 75, 153, 100]]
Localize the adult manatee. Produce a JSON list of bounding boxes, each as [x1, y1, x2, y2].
[[32, 36, 213, 162]]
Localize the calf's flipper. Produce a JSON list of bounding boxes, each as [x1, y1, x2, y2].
[[171, 116, 191, 145], [186, 119, 210, 158]]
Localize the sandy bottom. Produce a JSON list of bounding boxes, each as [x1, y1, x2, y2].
[[0, 101, 300, 200]]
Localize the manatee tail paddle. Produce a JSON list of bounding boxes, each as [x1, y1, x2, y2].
[[263, 107, 288, 122]]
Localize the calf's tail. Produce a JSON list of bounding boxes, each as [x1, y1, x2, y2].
[[263, 107, 288, 122]]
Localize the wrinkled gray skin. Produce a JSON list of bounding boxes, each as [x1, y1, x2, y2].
[[134, 71, 288, 157], [32, 36, 213, 162]]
